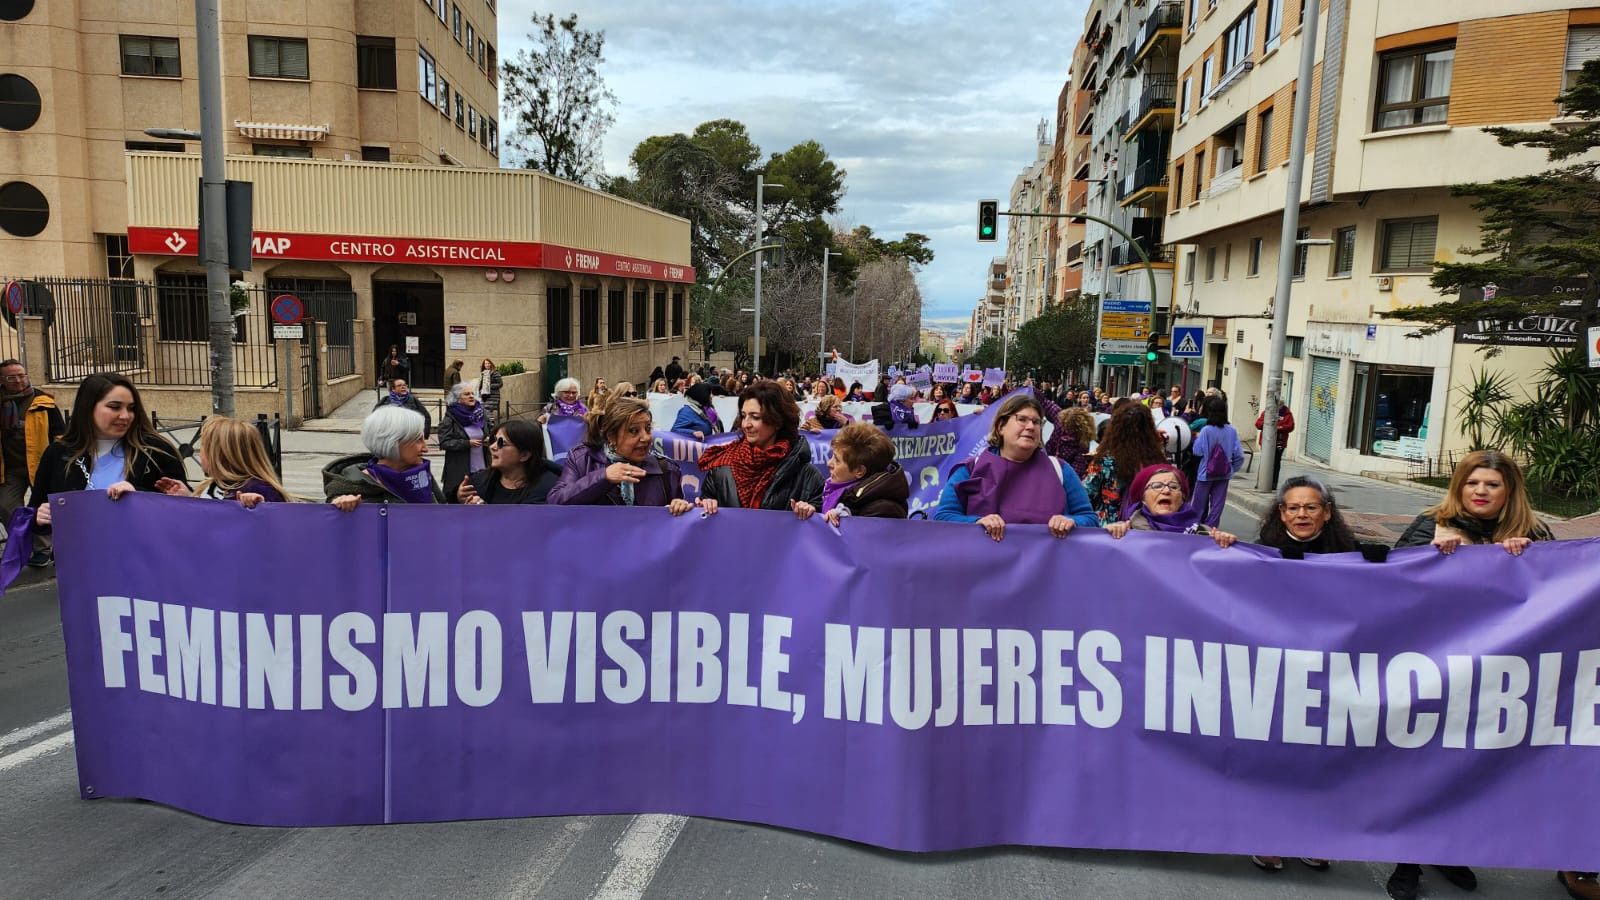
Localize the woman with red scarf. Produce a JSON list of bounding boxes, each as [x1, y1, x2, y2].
[[696, 381, 823, 514]]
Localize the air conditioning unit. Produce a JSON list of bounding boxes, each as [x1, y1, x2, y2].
[[1377, 276, 1393, 292]]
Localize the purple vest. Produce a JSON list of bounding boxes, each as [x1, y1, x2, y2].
[[955, 449, 1066, 525]]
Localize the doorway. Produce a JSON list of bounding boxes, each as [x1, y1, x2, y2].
[[373, 281, 444, 388]]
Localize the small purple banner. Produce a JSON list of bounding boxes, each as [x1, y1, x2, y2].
[[53, 492, 1600, 867]]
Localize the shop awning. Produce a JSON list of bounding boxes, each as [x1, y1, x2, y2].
[[233, 121, 330, 141]]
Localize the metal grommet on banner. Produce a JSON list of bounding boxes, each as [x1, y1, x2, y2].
[[379, 507, 389, 517], [85, 786, 94, 795]]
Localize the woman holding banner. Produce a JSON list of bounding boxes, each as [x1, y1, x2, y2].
[[547, 397, 692, 514], [539, 378, 588, 426], [1082, 404, 1169, 527], [934, 393, 1098, 541], [1255, 476, 1361, 558], [154, 416, 289, 507], [30, 373, 189, 529], [324, 406, 445, 508], [697, 381, 823, 514], [1102, 464, 1237, 548], [1394, 450, 1551, 555]]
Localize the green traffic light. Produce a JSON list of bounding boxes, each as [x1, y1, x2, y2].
[[1145, 351, 1159, 362], [982, 226, 994, 236]]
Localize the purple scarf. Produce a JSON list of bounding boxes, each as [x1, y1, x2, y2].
[[889, 401, 917, 427], [553, 397, 587, 417], [954, 449, 1066, 525], [1133, 502, 1203, 533], [366, 458, 436, 504], [821, 477, 860, 514], [386, 391, 409, 406], [704, 405, 720, 432], [447, 401, 486, 430]]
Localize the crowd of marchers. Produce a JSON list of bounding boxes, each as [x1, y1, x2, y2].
[[11, 359, 1594, 900]]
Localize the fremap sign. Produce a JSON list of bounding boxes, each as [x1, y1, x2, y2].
[[127, 228, 696, 284]]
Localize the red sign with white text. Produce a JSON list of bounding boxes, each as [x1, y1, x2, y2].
[[127, 227, 696, 284]]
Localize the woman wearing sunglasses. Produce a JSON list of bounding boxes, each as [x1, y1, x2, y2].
[[458, 419, 562, 505]]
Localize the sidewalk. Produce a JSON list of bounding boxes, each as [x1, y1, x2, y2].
[[281, 389, 450, 500], [1225, 459, 1600, 543]]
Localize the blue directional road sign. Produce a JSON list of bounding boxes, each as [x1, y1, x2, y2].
[[1170, 326, 1205, 359]]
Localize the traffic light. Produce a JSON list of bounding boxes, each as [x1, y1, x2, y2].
[[704, 327, 718, 353], [977, 200, 998, 242], [1145, 333, 1160, 363]]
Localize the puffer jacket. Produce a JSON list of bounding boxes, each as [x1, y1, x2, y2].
[[321, 453, 446, 504], [838, 462, 909, 519]]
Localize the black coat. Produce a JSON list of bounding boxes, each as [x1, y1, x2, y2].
[[29, 438, 188, 512], [838, 462, 909, 519], [374, 393, 432, 438], [437, 413, 489, 501], [699, 438, 824, 510], [466, 461, 561, 504]]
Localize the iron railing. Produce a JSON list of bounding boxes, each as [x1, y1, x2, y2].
[[0, 276, 149, 382], [1141, 1, 1184, 50], [1137, 75, 1178, 120]]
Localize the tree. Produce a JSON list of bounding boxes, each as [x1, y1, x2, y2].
[[1011, 299, 1098, 381], [502, 13, 616, 184], [964, 336, 1006, 372], [1384, 60, 1600, 345]]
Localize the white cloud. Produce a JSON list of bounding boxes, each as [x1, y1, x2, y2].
[[497, 0, 1087, 320]]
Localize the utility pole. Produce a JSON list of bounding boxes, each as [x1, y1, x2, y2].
[[753, 173, 782, 378], [849, 292, 858, 360], [1256, 0, 1321, 492], [819, 249, 840, 372], [196, 0, 235, 415]]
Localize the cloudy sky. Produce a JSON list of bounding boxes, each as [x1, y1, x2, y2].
[[498, 0, 1089, 329]]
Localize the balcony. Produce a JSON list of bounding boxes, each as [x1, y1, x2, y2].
[[1124, 74, 1177, 141], [1113, 111, 1131, 138], [1133, 2, 1183, 66], [1067, 182, 1087, 214], [1113, 219, 1176, 271], [1065, 241, 1083, 263], [1072, 140, 1091, 176], [1074, 92, 1094, 135], [1117, 156, 1170, 209]]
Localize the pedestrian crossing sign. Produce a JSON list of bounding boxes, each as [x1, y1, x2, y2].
[[1171, 326, 1204, 359]]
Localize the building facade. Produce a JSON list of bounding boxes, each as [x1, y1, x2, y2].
[[1165, 0, 1597, 473], [1004, 121, 1052, 334]]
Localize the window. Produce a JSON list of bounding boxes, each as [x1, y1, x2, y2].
[[1222, 243, 1232, 279], [155, 273, 245, 343], [120, 35, 181, 77], [631, 290, 647, 340], [103, 234, 133, 279], [249, 36, 309, 79], [607, 289, 626, 343], [1374, 43, 1454, 130], [252, 144, 312, 158], [1264, 0, 1283, 51], [1331, 226, 1356, 276], [486, 44, 497, 84], [455, 91, 464, 128], [1292, 226, 1309, 278], [1179, 77, 1191, 121], [1379, 216, 1438, 272], [1204, 246, 1216, 281], [487, 120, 498, 155], [1200, 56, 1214, 101], [653, 290, 667, 338], [1255, 106, 1274, 171], [417, 49, 436, 103], [361, 146, 390, 162], [438, 77, 450, 116], [1172, 162, 1184, 209], [452, 4, 462, 42], [356, 36, 396, 90], [1183, 249, 1196, 283], [546, 287, 571, 350], [1347, 363, 1434, 456], [468, 106, 477, 138], [671, 291, 685, 337], [1563, 28, 1600, 102], [480, 116, 489, 148], [437, 0, 447, 24], [1186, 0, 1198, 31], [1193, 149, 1205, 200], [124, 140, 185, 152], [1221, 7, 1255, 72], [0, 74, 41, 131], [579, 287, 600, 346], [1248, 237, 1262, 275], [465, 22, 475, 57], [478, 38, 487, 70], [0, 0, 35, 22], [1285, 336, 1304, 358]]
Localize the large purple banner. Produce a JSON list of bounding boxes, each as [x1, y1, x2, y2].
[[55, 493, 1600, 867]]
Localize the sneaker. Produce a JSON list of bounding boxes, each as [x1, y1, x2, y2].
[[1433, 865, 1477, 891], [26, 550, 51, 568], [1388, 865, 1421, 900]]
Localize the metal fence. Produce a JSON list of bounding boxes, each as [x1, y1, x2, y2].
[[0, 276, 149, 382]]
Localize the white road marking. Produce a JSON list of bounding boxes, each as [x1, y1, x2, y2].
[[0, 711, 71, 754], [0, 729, 73, 773], [590, 814, 687, 900], [508, 819, 592, 900]]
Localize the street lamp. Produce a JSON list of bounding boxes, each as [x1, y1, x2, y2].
[[819, 249, 842, 372], [144, 127, 201, 141], [752, 174, 784, 377]]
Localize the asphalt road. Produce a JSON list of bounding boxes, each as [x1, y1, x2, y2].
[[0, 504, 1578, 900]]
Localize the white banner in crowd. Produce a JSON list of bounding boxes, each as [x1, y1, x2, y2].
[[831, 358, 880, 392]]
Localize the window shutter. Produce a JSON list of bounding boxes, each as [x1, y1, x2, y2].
[[250, 38, 274, 76], [281, 40, 308, 78], [1407, 218, 1437, 268], [1566, 27, 1600, 70]]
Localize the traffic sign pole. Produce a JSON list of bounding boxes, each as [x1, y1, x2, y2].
[[5, 282, 24, 374]]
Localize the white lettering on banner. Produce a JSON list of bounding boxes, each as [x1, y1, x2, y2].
[[88, 597, 1600, 749]]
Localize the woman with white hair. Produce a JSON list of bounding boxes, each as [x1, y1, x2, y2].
[[323, 405, 445, 509], [538, 377, 587, 425], [437, 382, 489, 501], [872, 383, 919, 430]]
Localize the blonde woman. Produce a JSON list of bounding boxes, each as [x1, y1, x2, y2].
[[155, 416, 290, 507], [585, 377, 610, 411], [1395, 449, 1551, 555]]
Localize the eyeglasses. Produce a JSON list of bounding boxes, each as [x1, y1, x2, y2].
[[1011, 415, 1042, 427], [1145, 482, 1183, 494], [623, 391, 638, 397], [1282, 504, 1325, 514]]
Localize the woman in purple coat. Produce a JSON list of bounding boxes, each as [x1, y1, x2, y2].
[[547, 397, 694, 514]]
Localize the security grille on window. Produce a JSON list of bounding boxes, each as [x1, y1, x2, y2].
[[546, 287, 571, 350], [417, 50, 436, 103], [121, 35, 181, 77], [607, 290, 626, 343], [156, 273, 245, 343], [1374, 43, 1453, 130], [579, 288, 600, 346], [1331, 226, 1356, 276], [671, 291, 685, 337], [1293, 226, 1309, 278], [356, 36, 396, 90], [1379, 216, 1438, 272], [652, 290, 667, 339], [631, 291, 647, 340], [249, 36, 310, 79]]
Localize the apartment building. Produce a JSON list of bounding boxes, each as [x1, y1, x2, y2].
[[3, 0, 503, 277], [1049, 32, 1095, 307], [1165, 0, 1597, 474], [965, 258, 1008, 351], [1004, 121, 1052, 333], [1076, 0, 1182, 392]]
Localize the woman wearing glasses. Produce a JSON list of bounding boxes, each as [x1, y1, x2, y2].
[[934, 393, 1098, 541], [1102, 464, 1238, 548], [457, 419, 561, 505], [1255, 475, 1359, 557]]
